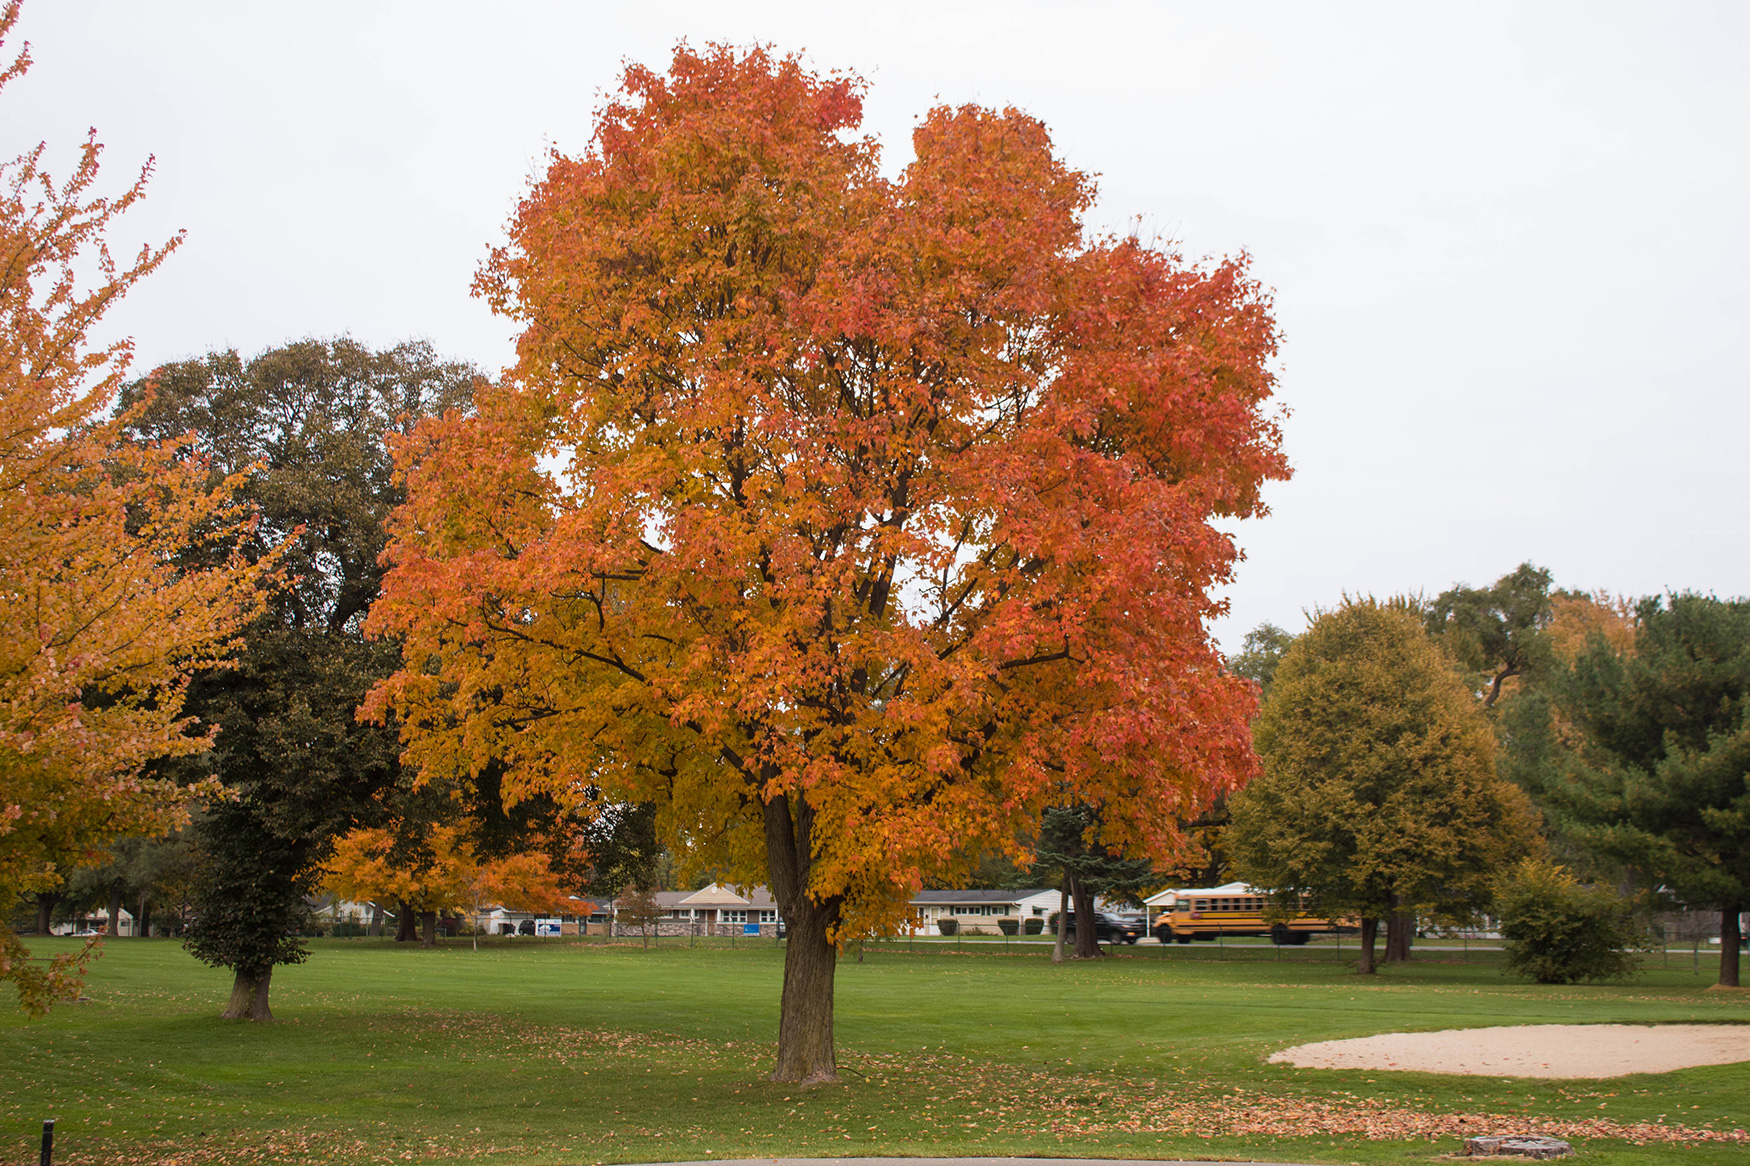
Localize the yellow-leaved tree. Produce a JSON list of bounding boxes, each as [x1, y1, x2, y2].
[[0, 1, 271, 1012], [1228, 600, 1540, 973]]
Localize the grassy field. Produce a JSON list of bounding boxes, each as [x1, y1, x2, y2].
[[2, 935, 1746, 1166]]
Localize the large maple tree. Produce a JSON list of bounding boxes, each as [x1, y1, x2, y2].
[[368, 46, 1287, 1082], [0, 2, 269, 1012]]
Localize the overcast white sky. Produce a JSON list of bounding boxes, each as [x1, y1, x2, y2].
[[5, 2, 1745, 650]]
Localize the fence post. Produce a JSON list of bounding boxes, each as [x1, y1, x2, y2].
[[40, 1119, 53, 1166]]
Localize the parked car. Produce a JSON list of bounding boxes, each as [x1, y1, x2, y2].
[[1061, 910, 1144, 945], [73, 928, 100, 937]]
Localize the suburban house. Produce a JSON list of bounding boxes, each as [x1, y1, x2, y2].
[[617, 883, 781, 937], [909, 888, 1062, 934], [56, 907, 138, 936], [472, 896, 614, 937]]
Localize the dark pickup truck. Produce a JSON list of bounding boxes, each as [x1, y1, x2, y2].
[[1060, 910, 1145, 945]]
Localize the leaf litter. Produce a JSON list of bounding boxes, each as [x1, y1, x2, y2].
[[28, 1014, 1748, 1165]]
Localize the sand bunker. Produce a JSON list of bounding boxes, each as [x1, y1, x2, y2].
[[1270, 1023, 1750, 1079]]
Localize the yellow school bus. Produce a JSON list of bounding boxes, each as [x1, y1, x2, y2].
[[1150, 884, 1343, 945]]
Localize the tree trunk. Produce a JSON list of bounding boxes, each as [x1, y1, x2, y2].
[[1385, 893, 1413, 963], [369, 902, 383, 937], [420, 910, 437, 948], [1356, 916, 1379, 975], [1721, 906, 1742, 988], [1052, 879, 1068, 964], [136, 892, 152, 938], [1070, 871, 1101, 959], [763, 788, 840, 1085], [395, 900, 416, 942], [34, 892, 59, 936], [220, 966, 274, 1021], [106, 879, 123, 937]]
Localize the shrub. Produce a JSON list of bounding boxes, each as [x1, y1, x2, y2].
[[997, 918, 1019, 936], [1496, 859, 1646, 984], [1023, 917, 1044, 935], [935, 917, 958, 936]]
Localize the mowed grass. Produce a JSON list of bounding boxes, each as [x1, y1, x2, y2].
[[2, 935, 1747, 1166]]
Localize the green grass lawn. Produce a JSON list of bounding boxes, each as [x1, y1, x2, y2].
[[2, 935, 1746, 1166]]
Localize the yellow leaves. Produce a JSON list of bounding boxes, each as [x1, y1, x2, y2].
[[1, 2, 275, 1011], [1545, 591, 1636, 665]]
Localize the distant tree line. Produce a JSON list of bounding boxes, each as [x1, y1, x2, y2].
[[1217, 566, 1749, 987]]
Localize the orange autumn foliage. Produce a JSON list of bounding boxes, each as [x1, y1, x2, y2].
[[1545, 591, 1637, 665], [366, 46, 1287, 1078], [323, 826, 573, 919], [0, 3, 273, 1013]]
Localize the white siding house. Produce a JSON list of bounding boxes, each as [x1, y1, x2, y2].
[[908, 888, 1063, 935]]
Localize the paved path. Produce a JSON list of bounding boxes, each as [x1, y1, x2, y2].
[[622, 1158, 1326, 1166]]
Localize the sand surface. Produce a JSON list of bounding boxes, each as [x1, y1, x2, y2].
[[1269, 1023, 1750, 1078]]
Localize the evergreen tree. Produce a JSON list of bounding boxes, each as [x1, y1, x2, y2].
[[1033, 805, 1154, 960], [1550, 593, 1750, 987]]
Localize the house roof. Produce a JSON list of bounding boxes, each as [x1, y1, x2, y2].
[[679, 882, 776, 908], [619, 883, 779, 910], [911, 888, 1054, 905]]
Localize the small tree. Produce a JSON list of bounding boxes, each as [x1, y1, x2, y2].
[[1496, 859, 1645, 984], [1033, 804, 1154, 960], [323, 825, 569, 951], [617, 883, 663, 949]]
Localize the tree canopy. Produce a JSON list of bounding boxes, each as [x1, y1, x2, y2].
[[1549, 592, 1750, 986], [124, 337, 475, 1019], [1228, 600, 1537, 973], [367, 44, 1288, 1081], [1425, 562, 1554, 709], [1228, 621, 1297, 701], [0, 5, 269, 1013]]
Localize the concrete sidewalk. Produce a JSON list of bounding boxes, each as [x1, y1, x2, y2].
[[621, 1158, 1328, 1166]]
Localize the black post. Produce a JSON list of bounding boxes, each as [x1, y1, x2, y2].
[[40, 1118, 53, 1166]]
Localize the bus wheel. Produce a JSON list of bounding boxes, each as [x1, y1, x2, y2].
[[1175, 932, 1193, 944], [1270, 923, 1292, 945]]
